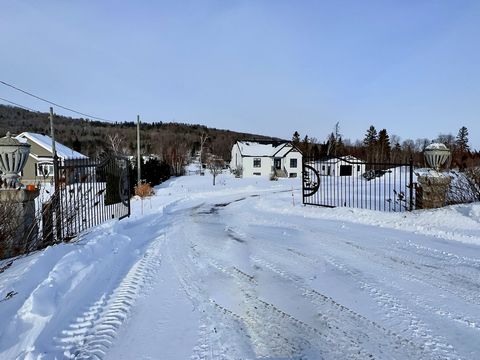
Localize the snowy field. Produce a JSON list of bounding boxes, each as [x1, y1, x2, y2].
[[1, 173, 480, 359]]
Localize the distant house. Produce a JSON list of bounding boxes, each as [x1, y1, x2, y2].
[[15, 132, 87, 183], [230, 140, 302, 178], [316, 155, 366, 176]]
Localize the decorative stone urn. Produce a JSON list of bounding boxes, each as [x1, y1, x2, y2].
[[416, 143, 451, 209], [0, 132, 40, 259], [0, 132, 31, 188], [424, 143, 451, 171]]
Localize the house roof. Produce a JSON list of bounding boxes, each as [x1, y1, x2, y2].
[[236, 141, 299, 157], [16, 132, 88, 159]]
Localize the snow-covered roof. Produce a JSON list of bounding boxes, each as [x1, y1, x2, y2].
[[15, 132, 87, 159], [236, 141, 296, 157], [318, 155, 365, 164], [273, 144, 294, 157], [340, 155, 365, 163]]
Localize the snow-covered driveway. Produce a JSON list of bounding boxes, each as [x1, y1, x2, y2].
[[1, 174, 480, 359]]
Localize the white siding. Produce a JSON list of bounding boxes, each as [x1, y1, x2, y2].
[[317, 158, 366, 177], [284, 150, 302, 178], [242, 156, 272, 177], [230, 144, 243, 173]]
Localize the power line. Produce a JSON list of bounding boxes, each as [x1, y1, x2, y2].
[[0, 96, 39, 113], [0, 80, 115, 122]]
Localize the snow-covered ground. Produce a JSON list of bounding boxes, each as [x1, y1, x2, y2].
[[1, 173, 480, 359]]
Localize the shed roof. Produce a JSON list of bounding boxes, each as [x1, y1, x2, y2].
[[318, 155, 366, 164]]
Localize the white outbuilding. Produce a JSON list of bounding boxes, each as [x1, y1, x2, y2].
[[230, 140, 303, 178], [316, 155, 366, 176]]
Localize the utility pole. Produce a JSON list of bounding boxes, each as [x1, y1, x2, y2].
[[137, 115, 141, 185], [49, 107, 59, 190], [49, 106, 61, 242]]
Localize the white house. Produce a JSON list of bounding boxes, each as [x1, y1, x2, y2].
[[316, 155, 366, 176], [230, 141, 302, 178]]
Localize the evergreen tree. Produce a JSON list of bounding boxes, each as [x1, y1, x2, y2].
[[377, 129, 391, 162], [292, 131, 300, 145], [363, 125, 378, 161], [301, 135, 310, 157], [456, 126, 470, 153], [327, 132, 336, 156], [363, 125, 378, 147]]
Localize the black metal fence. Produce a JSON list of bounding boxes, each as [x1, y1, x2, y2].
[[1, 154, 130, 261], [303, 156, 415, 212], [52, 154, 130, 242]]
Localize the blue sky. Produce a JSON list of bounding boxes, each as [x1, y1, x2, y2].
[[1, 1, 479, 149]]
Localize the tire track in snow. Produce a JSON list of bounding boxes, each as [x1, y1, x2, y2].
[[260, 216, 480, 340], [206, 256, 369, 359], [55, 236, 163, 359], [287, 250, 460, 360], [162, 217, 255, 360], [249, 254, 427, 360], [267, 242, 462, 360], [300, 232, 480, 333], [187, 200, 455, 359], [174, 218, 316, 360], [218, 223, 436, 358], [205, 260, 324, 359], [190, 203, 375, 358]]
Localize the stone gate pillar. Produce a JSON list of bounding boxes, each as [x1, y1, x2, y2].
[[0, 189, 39, 259], [415, 143, 451, 210], [0, 132, 40, 259]]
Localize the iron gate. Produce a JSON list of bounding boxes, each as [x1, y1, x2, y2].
[[303, 156, 415, 212], [53, 154, 130, 241]]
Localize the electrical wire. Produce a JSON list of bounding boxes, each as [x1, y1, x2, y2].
[[0, 80, 115, 122], [0, 96, 39, 113]]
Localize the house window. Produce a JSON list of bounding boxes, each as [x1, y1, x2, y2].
[[37, 162, 54, 177], [253, 172, 261, 176], [290, 158, 297, 168], [289, 173, 297, 178], [339, 165, 353, 176], [253, 158, 261, 168], [357, 165, 361, 172], [322, 165, 325, 171]]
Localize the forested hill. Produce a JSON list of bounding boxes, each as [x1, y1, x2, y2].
[[0, 104, 280, 161]]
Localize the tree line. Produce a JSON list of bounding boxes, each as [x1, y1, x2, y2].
[[0, 104, 278, 178], [2, 104, 478, 176], [293, 123, 479, 169]]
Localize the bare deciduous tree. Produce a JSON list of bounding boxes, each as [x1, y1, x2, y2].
[[107, 133, 129, 155], [199, 132, 209, 171], [207, 154, 225, 186]]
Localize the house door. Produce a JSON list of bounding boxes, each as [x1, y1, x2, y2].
[[274, 158, 281, 170]]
